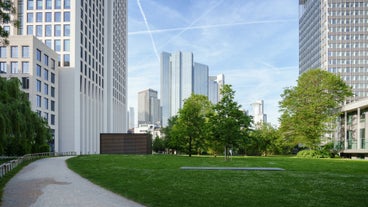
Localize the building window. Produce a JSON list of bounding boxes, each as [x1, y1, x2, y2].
[[54, 12, 61, 22], [36, 12, 42, 22], [55, 0, 61, 9], [51, 87, 55, 98], [45, 25, 52, 37], [36, 49, 41, 61], [0, 62, 7, 73], [44, 112, 48, 121], [51, 58, 55, 69], [44, 68, 49, 80], [45, 40, 52, 48], [36, 64, 41, 76], [64, 54, 70, 66], [46, 0, 52, 9], [22, 46, 30, 58], [64, 0, 70, 9], [44, 98, 49, 110], [27, 25, 33, 35], [27, 0, 34, 10], [36, 95, 41, 107], [54, 40, 61, 52], [44, 54, 49, 66], [51, 114, 55, 125], [0, 47, 6, 58], [54, 25, 61, 36], [51, 100, 55, 111], [51, 72, 55, 83], [64, 39, 70, 51], [45, 12, 52, 22], [36, 0, 42, 9], [27, 13, 33, 22], [44, 83, 48, 95], [64, 24, 70, 36], [11, 62, 18, 73], [22, 62, 30, 73], [22, 77, 29, 89], [3, 26, 9, 34], [64, 12, 70, 22], [11, 46, 18, 58], [36, 79, 41, 92], [36, 25, 42, 37]]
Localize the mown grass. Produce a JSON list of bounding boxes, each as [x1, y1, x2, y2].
[[67, 155, 368, 207]]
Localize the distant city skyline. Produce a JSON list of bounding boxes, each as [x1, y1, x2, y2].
[[128, 0, 299, 126]]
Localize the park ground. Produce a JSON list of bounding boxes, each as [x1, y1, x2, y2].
[[66, 155, 368, 207]]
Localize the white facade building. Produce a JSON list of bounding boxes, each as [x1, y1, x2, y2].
[[251, 100, 267, 127], [7, 0, 128, 154], [0, 35, 59, 151], [299, 0, 368, 99]]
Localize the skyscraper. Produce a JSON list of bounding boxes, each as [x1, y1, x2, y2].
[[138, 89, 160, 125], [160, 51, 220, 126], [251, 100, 267, 127], [5, 0, 128, 154], [299, 0, 368, 99]]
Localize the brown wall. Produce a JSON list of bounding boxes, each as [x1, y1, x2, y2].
[[100, 133, 152, 154]]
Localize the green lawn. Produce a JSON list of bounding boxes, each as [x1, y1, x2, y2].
[[67, 155, 368, 207]]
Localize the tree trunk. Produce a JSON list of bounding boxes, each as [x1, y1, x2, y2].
[[189, 136, 192, 157]]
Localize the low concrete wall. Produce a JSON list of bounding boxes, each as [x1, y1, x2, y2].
[[100, 133, 152, 154]]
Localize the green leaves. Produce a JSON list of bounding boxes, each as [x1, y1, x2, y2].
[[161, 85, 252, 157], [279, 69, 353, 149], [0, 77, 51, 155]]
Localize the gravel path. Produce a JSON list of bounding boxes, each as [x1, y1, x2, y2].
[[1, 156, 145, 207]]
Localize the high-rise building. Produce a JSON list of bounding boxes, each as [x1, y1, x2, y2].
[[4, 0, 128, 154], [138, 89, 160, 125], [208, 76, 219, 104], [160, 51, 211, 126], [216, 74, 225, 100], [128, 107, 135, 129], [251, 100, 267, 127], [299, 0, 368, 99], [0, 35, 59, 151], [208, 74, 225, 104]]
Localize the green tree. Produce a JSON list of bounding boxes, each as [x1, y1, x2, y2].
[[0, 77, 51, 155], [209, 84, 252, 159], [279, 69, 353, 149], [161, 116, 183, 153], [0, 0, 18, 44], [248, 123, 283, 156], [175, 94, 212, 157], [152, 136, 165, 153]]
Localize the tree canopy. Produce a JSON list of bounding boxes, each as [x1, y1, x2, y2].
[[0, 77, 51, 155], [0, 0, 17, 44], [209, 84, 252, 159], [279, 69, 353, 149]]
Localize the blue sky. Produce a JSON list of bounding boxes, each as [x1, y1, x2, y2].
[[128, 0, 299, 126]]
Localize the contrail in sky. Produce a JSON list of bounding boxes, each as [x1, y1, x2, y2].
[[158, 0, 224, 49], [129, 19, 296, 36], [136, 0, 160, 62]]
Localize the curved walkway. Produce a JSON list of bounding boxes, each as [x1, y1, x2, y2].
[[1, 156, 145, 207]]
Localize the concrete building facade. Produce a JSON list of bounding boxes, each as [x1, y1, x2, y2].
[[336, 98, 368, 159], [0, 35, 59, 150], [299, 0, 368, 99], [3, 0, 128, 154], [251, 100, 267, 127]]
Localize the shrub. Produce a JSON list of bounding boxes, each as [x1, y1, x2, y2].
[[296, 149, 332, 158]]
